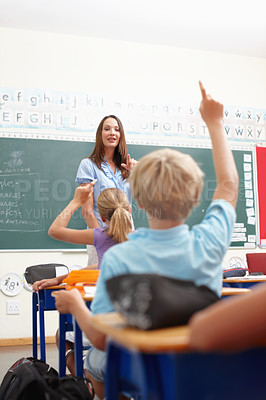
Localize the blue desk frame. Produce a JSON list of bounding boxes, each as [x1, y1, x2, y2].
[[32, 288, 91, 378], [58, 313, 84, 377], [223, 279, 266, 289], [105, 341, 266, 399], [32, 289, 64, 362]]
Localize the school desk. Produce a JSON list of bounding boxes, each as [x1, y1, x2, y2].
[[223, 276, 266, 289], [221, 287, 251, 296], [32, 285, 94, 378], [91, 312, 266, 400], [32, 286, 63, 362], [32, 286, 250, 379]]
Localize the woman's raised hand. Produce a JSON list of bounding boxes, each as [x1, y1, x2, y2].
[[121, 154, 137, 172]]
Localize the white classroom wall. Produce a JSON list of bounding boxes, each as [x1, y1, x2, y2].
[[0, 27, 266, 340]]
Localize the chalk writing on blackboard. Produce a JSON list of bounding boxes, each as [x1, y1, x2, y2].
[[4, 151, 24, 168], [0, 172, 45, 232]]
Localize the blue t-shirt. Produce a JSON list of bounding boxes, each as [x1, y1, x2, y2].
[[76, 158, 132, 228], [91, 199, 236, 314]]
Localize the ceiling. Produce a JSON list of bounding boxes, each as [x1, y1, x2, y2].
[[1, 0, 266, 59]]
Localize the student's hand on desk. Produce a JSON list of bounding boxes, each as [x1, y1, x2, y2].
[[121, 154, 137, 171], [52, 288, 83, 314], [33, 277, 62, 292], [199, 81, 224, 127]]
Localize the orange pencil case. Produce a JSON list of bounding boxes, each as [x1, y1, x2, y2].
[[62, 270, 100, 286]]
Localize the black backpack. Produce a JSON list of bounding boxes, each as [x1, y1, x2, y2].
[[0, 357, 94, 400]]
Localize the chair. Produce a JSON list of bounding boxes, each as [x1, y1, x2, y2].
[[91, 312, 266, 400], [246, 253, 266, 274]]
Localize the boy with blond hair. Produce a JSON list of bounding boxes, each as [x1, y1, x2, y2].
[[53, 82, 239, 399]]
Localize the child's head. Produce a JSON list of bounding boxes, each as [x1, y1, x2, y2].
[[97, 188, 132, 243], [129, 148, 204, 222]]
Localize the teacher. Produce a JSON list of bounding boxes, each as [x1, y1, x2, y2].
[[75, 115, 136, 265]]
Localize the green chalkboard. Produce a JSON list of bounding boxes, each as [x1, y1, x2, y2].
[[0, 138, 256, 249], [129, 145, 256, 249]]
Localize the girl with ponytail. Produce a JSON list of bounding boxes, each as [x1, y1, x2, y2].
[[34, 181, 133, 376], [47, 181, 132, 267], [97, 187, 132, 246]]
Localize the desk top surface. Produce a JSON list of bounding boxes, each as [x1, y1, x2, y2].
[[91, 312, 190, 353], [221, 287, 251, 296], [223, 276, 266, 283], [45, 285, 64, 289], [42, 285, 95, 301]]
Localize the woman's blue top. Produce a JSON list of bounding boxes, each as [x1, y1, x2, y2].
[[76, 158, 132, 228]]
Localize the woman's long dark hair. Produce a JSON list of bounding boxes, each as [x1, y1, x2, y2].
[[89, 115, 129, 179]]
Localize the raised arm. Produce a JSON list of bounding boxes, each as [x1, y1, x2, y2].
[[48, 181, 97, 245], [80, 184, 100, 228], [199, 81, 239, 208]]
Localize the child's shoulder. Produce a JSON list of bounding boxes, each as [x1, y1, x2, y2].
[[191, 199, 236, 237], [205, 199, 236, 215]]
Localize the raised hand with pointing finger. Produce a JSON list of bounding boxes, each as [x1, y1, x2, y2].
[[199, 81, 224, 127], [198, 80, 238, 208], [121, 154, 138, 172]]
